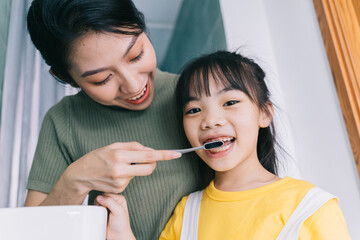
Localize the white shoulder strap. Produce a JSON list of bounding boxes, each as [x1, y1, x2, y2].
[[276, 186, 336, 240], [180, 190, 204, 240]]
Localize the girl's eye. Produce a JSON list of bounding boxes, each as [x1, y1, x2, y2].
[[185, 108, 201, 115], [94, 74, 112, 86], [224, 100, 239, 106], [130, 50, 144, 63]]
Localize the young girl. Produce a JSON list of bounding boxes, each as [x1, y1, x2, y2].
[[97, 51, 351, 239]]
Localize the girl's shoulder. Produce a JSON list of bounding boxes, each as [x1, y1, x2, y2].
[[270, 176, 316, 197]]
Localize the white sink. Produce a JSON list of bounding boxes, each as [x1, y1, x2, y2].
[[0, 205, 107, 240]]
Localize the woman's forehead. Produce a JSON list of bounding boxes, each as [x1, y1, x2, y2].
[[68, 32, 143, 72]]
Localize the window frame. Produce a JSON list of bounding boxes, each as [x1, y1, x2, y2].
[[313, 0, 360, 176]]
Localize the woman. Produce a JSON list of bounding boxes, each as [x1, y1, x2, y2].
[[25, 0, 210, 239]]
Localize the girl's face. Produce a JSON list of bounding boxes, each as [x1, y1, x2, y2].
[[67, 32, 157, 110], [183, 78, 272, 173]]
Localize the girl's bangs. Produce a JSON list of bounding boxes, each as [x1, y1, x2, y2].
[[186, 61, 255, 103]]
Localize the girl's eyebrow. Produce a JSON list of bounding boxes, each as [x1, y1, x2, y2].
[[187, 87, 233, 100], [218, 87, 233, 95]]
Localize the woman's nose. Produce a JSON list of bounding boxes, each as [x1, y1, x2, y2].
[[118, 70, 142, 94], [200, 113, 226, 129]]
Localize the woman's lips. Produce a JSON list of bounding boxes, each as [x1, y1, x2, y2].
[[125, 80, 150, 104]]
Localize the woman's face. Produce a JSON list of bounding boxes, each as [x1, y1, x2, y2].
[[67, 32, 157, 110]]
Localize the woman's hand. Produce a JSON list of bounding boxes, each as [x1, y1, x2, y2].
[[25, 142, 181, 206], [70, 142, 181, 195], [96, 193, 135, 240]]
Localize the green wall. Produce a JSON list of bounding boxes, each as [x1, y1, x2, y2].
[[161, 0, 227, 73]]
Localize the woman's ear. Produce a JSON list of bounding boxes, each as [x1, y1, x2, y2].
[[49, 68, 64, 82], [259, 101, 273, 128], [49, 68, 79, 88]]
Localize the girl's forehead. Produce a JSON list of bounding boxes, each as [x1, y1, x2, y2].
[[188, 76, 231, 97]]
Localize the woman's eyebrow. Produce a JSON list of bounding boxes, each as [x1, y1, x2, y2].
[[123, 35, 139, 57], [80, 35, 139, 78], [81, 67, 108, 78]]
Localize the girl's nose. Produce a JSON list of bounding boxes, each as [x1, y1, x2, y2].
[[200, 114, 226, 129]]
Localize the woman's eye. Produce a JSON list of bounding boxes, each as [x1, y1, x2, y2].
[[224, 100, 239, 106], [94, 74, 112, 86], [130, 50, 144, 63], [185, 108, 201, 115]]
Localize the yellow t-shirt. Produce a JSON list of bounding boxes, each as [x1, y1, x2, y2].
[[160, 177, 350, 240]]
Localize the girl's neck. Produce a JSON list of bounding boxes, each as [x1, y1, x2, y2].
[[214, 159, 280, 192]]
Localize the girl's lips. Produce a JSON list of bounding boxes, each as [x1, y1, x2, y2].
[[201, 136, 235, 158], [202, 136, 234, 145], [125, 80, 150, 104], [205, 140, 234, 158]]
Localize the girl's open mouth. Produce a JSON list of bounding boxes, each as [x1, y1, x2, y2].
[[125, 80, 150, 104], [204, 137, 235, 154]]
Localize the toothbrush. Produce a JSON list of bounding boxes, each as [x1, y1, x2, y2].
[[171, 140, 224, 154]]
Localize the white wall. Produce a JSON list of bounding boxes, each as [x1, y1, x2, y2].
[[220, 0, 360, 238]]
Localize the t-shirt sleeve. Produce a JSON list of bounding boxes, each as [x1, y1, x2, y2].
[[159, 196, 189, 240], [26, 109, 71, 194], [299, 198, 351, 240]]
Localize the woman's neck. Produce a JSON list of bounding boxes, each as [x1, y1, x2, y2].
[[214, 159, 280, 192]]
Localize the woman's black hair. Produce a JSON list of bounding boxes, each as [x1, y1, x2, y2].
[[27, 0, 146, 85], [176, 50, 279, 175]]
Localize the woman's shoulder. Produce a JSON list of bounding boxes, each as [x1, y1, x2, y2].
[[155, 69, 179, 85], [44, 91, 94, 118]]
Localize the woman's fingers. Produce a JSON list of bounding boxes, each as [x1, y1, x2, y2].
[[124, 162, 157, 176], [108, 141, 153, 151], [108, 142, 182, 163], [114, 149, 181, 164]]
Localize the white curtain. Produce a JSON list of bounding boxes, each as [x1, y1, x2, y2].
[[0, 1, 76, 208]]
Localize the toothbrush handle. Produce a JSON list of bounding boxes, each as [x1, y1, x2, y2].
[[171, 146, 204, 154]]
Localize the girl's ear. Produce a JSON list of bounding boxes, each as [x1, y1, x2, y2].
[[259, 101, 273, 128]]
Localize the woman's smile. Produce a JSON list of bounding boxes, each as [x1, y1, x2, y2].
[[125, 79, 151, 104]]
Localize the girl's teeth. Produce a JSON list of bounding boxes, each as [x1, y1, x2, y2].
[[128, 86, 146, 101], [207, 137, 235, 153], [205, 137, 234, 144], [209, 143, 232, 153]]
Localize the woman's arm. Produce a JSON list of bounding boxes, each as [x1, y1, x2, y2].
[[25, 142, 181, 206]]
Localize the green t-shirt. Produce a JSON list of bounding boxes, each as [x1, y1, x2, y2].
[[27, 69, 211, 240]]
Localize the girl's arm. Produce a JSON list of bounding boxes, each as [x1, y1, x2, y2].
[[24, 142, 181, 206], [96, 193, 135, 240]]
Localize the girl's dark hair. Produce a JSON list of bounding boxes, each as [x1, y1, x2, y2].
[[176, 50, 278, 175], [27, 0, 146, 85]]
